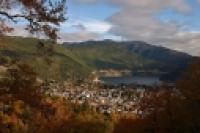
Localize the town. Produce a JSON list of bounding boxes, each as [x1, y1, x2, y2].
[[43, 80, 172, 115]]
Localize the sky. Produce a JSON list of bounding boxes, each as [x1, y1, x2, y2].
[[11, 0, 200, 56]]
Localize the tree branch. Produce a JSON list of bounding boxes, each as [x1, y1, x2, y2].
[[0, 11, 28, 23]]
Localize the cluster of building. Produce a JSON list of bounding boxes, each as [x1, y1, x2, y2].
[[43, 81, 148, 114]]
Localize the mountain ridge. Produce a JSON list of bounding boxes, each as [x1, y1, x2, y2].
[[64, 40, 192, 69], [64, 40, 192, 81], [0, 36, 193, 81]]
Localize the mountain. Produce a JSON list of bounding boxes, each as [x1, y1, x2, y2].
[[0, 36, 90, 81], [64, 40, 192, 80], [0, 36, 193, 81]]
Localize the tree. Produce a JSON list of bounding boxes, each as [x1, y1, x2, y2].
[[177, 58, 200, 100], [0, 63, 42, 108], [114, 59, 200, 133], [0, 0, 67, 40]]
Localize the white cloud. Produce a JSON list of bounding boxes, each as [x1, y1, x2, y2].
[[6, 25, 33, 37], [61, 20, 112, 34], [75, 0, 190, 13], [71, 24, 87, 31], [7, 24, 54, 40], [59, 31, 101, 42], [83, 21, 112, 33], [59, 19, 112, 42], [74, 0, 200, 56], [7, 23, 101, 43], [6, 0, 200, 56]]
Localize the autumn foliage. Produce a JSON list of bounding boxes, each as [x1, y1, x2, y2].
[[114, 58, 200, 133], [0, 63, 114, 133], [0, 59, 200, 132]]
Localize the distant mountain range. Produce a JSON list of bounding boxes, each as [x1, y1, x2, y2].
[[0, 36, 193, 81], [64, 40, 192, 81]]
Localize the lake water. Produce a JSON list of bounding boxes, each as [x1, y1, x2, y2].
[[100, 76, 162, 86]]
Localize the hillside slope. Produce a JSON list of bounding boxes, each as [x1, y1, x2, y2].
[[0, 36, 90, 81], [64, 40, 192, 74], [0, 36, 192, 81]]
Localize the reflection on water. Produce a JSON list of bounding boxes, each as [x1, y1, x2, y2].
[[100, 76, 162, 86]]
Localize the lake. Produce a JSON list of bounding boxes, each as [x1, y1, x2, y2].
[[100, 76, 162, 86]]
